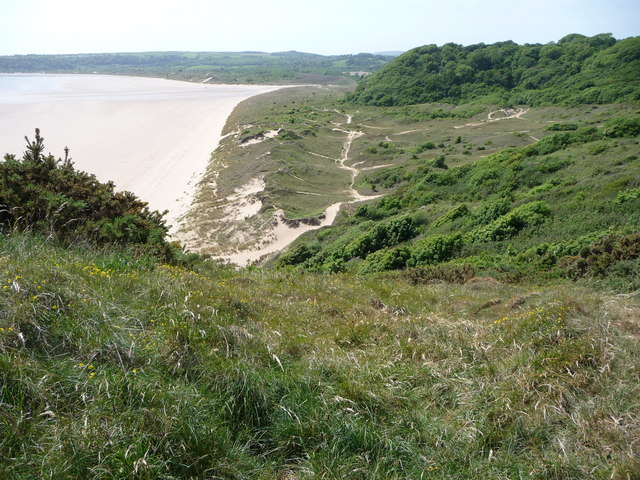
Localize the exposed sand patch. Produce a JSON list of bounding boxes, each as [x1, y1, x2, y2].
[[205, 110, 381, 266], [240, 129, 281, 147], [454, 107, 529, 129], [0, 74, 284, 232], [223, 177, 266, 221], [218, 204, 343, 265]]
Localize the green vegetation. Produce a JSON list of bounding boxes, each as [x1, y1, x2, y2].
[[276, 114, 640, 287], [0, 51, 393, 84], [349, 34, 640, 105], [1, 232, 639, 478], [0, 129, 178, 260], [2, 33, 640, 478]]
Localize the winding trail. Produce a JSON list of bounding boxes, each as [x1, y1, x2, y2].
[[324, 113, 382, 203], [332, 115, 370, 201], [454, 107, 529, 129], [217, 111, 381, 265]]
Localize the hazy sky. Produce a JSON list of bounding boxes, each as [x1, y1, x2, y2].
[[1, 0, 638, 56]]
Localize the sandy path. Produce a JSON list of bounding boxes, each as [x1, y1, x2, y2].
[[454, 107, 528, 129], [220, 203, 344, 265], [212, 110, 381, 266], [0, 74, 284, 232], [395, 129, 423, 135]]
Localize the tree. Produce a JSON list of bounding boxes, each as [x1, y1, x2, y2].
[[23, 128, 45, 162]]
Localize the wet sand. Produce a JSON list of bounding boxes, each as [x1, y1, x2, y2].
[[0, 74, 282, 230]]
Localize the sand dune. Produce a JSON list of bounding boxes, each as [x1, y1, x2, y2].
[[0, 74, 283, 231]]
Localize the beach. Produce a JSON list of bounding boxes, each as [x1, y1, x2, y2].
[[0, 74, 282, 231]]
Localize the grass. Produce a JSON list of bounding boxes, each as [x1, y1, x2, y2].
[[271, 101, 640, 279], [182, 83, 639, 262], [1, 232, 639, 478]]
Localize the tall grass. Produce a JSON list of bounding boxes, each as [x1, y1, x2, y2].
[[1, 233, 638, 478]]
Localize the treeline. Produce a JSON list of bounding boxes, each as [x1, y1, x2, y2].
[[0, 51, 392, 83], [348, 34, 640, 106]]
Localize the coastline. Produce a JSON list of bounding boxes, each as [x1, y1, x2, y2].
[[177, 98, 383, 267], [0, 74, 288, 232]]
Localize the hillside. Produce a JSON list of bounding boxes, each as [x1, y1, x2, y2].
[[177, 85, 639, 288], [1, 232, 639, 478], [274, 111, 640, 289], [0, 51, 392, 84], [348, 34, 640, 106], [2, 35, 640, 479]]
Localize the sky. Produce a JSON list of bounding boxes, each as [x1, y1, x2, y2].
[[0, 0, 638, 56]]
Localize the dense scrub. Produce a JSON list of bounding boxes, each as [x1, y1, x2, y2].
[[276, 115, 640, 289], [348, 34, 640, 106], [0, 130, 179, 260]]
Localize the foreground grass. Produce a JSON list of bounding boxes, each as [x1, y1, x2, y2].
[[1, 234, 639, 479]]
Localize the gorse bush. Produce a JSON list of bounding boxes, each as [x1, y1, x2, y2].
[[469, 201, 552, 243], [347, 215, 419, 259], [560, 232, 640, 282], [409, 233, 465, 266], [358, 233, 464, 273], [358, 246, 412, 273], [0, 130, 175, 259]]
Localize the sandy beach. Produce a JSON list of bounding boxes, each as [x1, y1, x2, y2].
[[0, 74, 283, 231]]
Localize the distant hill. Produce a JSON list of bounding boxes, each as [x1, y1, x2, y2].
[[348, 34, 640, 106], [0, 51, 393, 84], [373, 51, 404, 57]]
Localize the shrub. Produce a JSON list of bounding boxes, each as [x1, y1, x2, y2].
[[354, 196, 402, 221], [414, 142, 436, 153], [546, 122, 579, 131], [348, 215, 419, 259], [0, 130, 172, 258], [601, 116, 640, 138], [432, 155, 448, 169], [469, 201, 552, 243], [408, 233, 464, 266], [432, 204, 469, 227], [276, 242, 321, 267], [277, 130, 302, 141], [525, 128, 600, 156], [615, 188, 640, 204], [471, 197, 512, 226], [560, 233, 640, 278], [358, 247, 411, 273]]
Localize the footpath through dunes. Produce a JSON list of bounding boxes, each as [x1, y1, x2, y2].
[[177, 85, 640, 266], [177, 97, 382, 266]]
